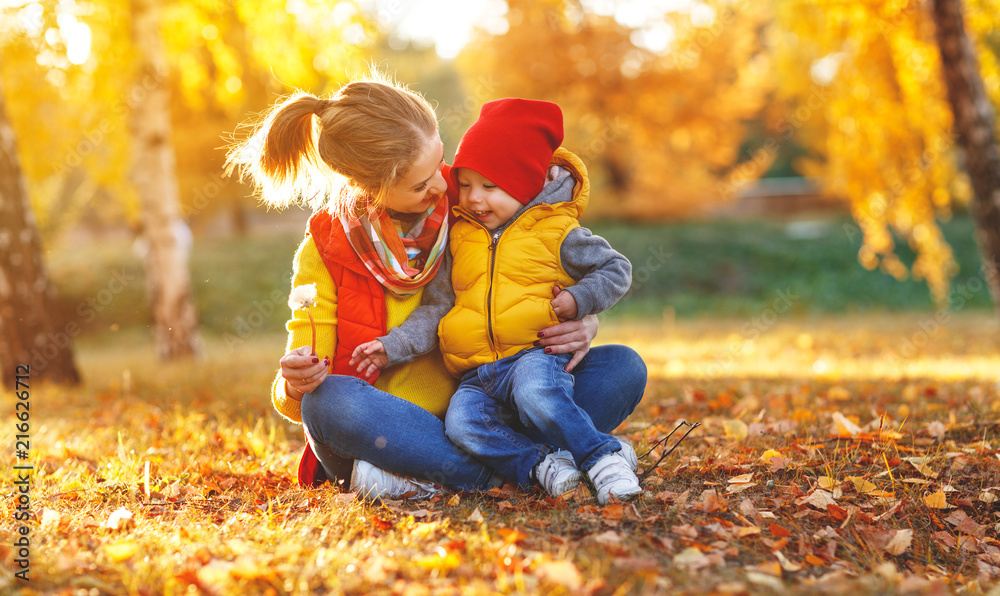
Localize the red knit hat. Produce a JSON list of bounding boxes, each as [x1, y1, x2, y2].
[[451, 98, 564, 204]]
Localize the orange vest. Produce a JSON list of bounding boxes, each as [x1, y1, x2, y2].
[[308, 211, 388, 384]]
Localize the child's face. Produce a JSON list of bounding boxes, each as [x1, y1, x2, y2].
[[384, 136, 447, 214], [456, 168, 523, 231]]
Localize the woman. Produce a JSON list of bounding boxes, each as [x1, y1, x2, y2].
[[227, 72, 647, 498]]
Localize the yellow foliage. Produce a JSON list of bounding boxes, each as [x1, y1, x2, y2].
[[773, 0, 1000, 302], [456, 0, 770, 219]]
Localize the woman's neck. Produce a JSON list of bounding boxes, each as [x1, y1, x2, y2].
[[386, 208, 422, 233]]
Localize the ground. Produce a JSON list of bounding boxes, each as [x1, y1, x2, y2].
[[3, 311, 1000, 595]]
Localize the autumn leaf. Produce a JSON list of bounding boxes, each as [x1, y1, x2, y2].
[[103, 507, 135, 531], [818, 476, 837, 489], [904, 457, 939, 478], [535, 560, 582, 591], [467, 507, 485, 522], [730, 472, 754, 484], [884, 530, 913, 555], [760, 449, 782, 463], [924, 490, 949, 509], [724, 420, 749, 441], [105, 540, 140, 562], [846, 476, 877, 494], [831, 412, 862, 437]]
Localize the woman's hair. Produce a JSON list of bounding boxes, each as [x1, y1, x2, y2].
[[225, 70, 439, 216]]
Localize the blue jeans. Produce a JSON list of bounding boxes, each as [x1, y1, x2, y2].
[[300, 344, 647, 490], [445, 348, 623, 487]]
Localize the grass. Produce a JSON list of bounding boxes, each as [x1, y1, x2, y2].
[[43, 214, 994, 340], [3, 314, 1000, 594], [7, 214, 999, 593]]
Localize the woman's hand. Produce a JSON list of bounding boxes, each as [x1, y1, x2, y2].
[[536, 305, 599, 373], [280, 346, 330, 399]]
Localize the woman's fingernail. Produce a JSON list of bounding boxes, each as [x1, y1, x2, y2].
[[532, 340, 541, 347], [544, 347, 552, 354], [537, 331, 545, 338], [312, 357, 320, 363]]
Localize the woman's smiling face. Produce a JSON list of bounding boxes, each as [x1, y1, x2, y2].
[[383, 136, 447, 214]]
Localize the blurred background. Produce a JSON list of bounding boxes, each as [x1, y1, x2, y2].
[[2, 0, 999, 385]]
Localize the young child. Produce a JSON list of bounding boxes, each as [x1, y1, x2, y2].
[[353, 98, 641, 504]]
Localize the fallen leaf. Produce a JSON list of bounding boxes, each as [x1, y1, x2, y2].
[[926, 421, 946, 440], [904, 457, 938, 478], [769, 522, 791, 538], [701, 489, 729, 512], [884, 529, 913, 555], [467, 507, 485, 522], [447, 494, 461, 506], [818, 476, 837, 490], [724, 420, 749, 441], [673, 547, 712, 569], [924, 490, 949, 509], [796, 489, 837, 510], [760, 449, 782, 463], [593, 530, 622, 545], [105, 540, 139, 562], [730, 472, 754, 484], [774, 550, 802, 572], [737, 526, 762, 538], [831, 412, 861, 437], [846, 476, 877, 494], [727, 482, 757, 494], [980, 492, 997, 504], [535, 560, 582, 591], [103, 507, 135, 531], [40, 508, 62, 530]]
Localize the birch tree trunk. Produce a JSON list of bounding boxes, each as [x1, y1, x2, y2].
[[932, 0, 1000, 315], [0, 67, 81, 388], [130, 0, 202, 359]]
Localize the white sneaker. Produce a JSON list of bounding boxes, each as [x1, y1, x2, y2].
[[616, 437, 638, 473], [350, 460, 440, 500], [587, 450, 642, 505], [535, 450, 583, 497]]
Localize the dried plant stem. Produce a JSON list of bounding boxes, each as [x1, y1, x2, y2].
[[307, 309, 317, 356]]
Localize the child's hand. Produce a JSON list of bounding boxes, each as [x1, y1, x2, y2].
[[350, 340, 389, 378], [550, 286, 578, 321]]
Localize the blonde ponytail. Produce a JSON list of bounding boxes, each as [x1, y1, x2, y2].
[[226, 71, 438, 216]]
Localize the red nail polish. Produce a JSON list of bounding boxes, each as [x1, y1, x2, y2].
[[312, 357, 320, 363], [537, 331, 545, 338], [532, 340, 540, 347], [544, 347, 552, 354]]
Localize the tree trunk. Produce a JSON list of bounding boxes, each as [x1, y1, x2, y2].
[[932, 0, 1000, 314], [0, 65, 81, 388], [130, 0, 202, 359]]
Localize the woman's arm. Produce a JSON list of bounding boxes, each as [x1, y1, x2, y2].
[[271, 237, 337, 422]]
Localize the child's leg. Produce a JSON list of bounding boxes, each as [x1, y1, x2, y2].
[[445, 369, 548, 487], [506, 349, 622, 472]]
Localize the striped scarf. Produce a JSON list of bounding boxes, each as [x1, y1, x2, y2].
[[339, 196, 449, 296]]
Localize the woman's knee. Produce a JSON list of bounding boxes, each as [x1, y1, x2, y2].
[[301, 375, 370, 437]]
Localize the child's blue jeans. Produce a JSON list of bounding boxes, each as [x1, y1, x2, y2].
[[445, 348, 624, 487], [300, 344, 646, 491]]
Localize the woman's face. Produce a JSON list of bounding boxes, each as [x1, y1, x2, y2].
[[383, 136, 447, 214]]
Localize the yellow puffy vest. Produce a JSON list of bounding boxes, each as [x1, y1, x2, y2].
[[439, 148, 590, 377]]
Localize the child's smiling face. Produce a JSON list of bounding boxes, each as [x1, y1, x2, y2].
[[456, 168, 523, 231]]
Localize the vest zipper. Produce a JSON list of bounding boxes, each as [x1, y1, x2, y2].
[[486, 230, 501, 357]]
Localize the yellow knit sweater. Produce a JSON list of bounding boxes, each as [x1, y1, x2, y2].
[[270, 236, 457, 423]]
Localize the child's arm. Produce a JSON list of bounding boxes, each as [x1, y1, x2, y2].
[[376, 251, 456, 366], [558, 227, 632, 318]]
